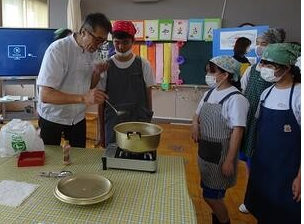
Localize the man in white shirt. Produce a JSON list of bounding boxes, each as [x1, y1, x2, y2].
[[37, 13, 112, 148]]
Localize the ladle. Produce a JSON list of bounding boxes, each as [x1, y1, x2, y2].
[[105, 100, 128, 116]]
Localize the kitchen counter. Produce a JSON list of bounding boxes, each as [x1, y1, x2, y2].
[[0, 146, 197, 223]]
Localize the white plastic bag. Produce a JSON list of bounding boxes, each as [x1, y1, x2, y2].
[[0, 119, 44, 157]]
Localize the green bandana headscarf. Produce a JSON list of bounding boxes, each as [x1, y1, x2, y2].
[[54, 28, 72, 40], [262, 43, 301, 66]]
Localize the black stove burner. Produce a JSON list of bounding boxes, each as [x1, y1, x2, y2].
[[114, 147, 156, 161]]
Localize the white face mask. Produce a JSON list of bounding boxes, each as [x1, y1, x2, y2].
[[115, 48, 133, 57], [260, 67, 282, 82], [255, 45, 266, 58], [205, 73, 217, 88]]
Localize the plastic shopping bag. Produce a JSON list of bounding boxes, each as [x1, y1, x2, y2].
[[0, 119, 44, 157]]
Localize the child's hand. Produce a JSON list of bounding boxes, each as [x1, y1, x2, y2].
[[191, 123, 200, 143], [292, 175, 301, 202], [221, 159, 234, 177]]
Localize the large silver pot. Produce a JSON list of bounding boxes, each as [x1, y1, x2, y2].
[[114, 122, 163, 153]]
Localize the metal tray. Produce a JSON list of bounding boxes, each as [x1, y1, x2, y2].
[[54, 187, 114, 205], [53, 173, 114, 205]]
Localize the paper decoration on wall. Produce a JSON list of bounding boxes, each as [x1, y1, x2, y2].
[[203, 18, 221, 41], [172, 20, 188, 41], [132, 20, 144, 41], [188, 19, 204, 41], [155, 43, 164, 83], [107, 20, 115, 41], [144, 20, 159, 41], [140, 44, 148, 60], [158, 20, 173, 41], [132, 44, 140, 56], [171, 43, 180, 84], [162, 43, 172, 90], [147, 44, 156, 76], [177, 41, 185, 48]]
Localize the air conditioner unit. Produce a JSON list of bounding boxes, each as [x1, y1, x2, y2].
[[133, 0, 159, 2]]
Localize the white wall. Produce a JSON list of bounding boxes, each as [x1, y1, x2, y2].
[[49, 0, 68, 29]]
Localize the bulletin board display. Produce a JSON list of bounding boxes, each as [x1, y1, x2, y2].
[[212, 26, 269, 63], [179, 41, 212, 85], [104, 41, 213, 86]]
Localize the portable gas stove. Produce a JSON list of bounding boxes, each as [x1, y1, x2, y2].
[[102, 143, 157, 173]]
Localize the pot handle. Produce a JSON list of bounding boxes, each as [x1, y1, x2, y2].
[[126, 131, 142, 139]]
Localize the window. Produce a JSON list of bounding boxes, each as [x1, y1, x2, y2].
[[2, 0, 48, 28]]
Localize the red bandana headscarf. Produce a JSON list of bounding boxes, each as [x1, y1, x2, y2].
[[112, 20, 136, 37]]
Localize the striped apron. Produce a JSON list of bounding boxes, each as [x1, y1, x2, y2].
[[198, 88, 241, 189]]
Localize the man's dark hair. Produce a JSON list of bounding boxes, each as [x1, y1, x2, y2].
[[80, 13, 112, 34]]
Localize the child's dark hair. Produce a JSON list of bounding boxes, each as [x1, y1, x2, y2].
[[112, 31, 134, 40], [234, 37, 252, 55], [208, 62, 241, 90], [291, 66, 301, 83]]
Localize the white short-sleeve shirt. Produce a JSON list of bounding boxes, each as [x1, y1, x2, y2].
[[98, 54, 156, 91], [196, 86, 250, 128], [37, 34, 97, 125], [259, 84, 301, 126]]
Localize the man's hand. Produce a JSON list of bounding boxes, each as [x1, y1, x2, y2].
[[83, 88, 108, 105], [93, 61, 109, 74]]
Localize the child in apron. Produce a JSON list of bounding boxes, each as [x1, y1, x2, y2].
[[97, 21, 155, 147], [245, 43, 301, 223], [238, 28, 286, 213], [192, 56, 249, 224]]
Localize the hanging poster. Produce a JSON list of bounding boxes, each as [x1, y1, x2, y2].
[[132, 20, 144, 41], [172, 20, 188, 41], [220, 29, 257, 50], [158, 20, 173, 41], [188, 19, 204, 41], [144, 20, 159, 41], [203, 18, 221, 41], [212, 26, 269, 59]]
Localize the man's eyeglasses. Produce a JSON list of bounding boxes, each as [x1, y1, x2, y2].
[[86, 29, 108, 45]]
